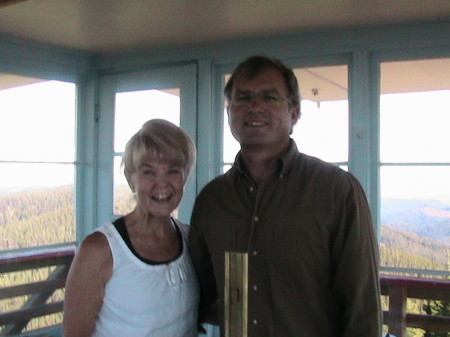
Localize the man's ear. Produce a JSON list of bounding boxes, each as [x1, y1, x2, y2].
[[226, 105, 231, 125], [291, 104, 301, 125], [289, 105, 301, 135]]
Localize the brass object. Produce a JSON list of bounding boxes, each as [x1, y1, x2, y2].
[[224, 251, 248, 337]]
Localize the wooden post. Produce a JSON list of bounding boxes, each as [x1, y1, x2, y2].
[[224, 252, 248, 337], [389, 285, 407, 337]]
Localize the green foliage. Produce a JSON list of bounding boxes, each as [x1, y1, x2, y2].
[[1, 186, 449, 335], [0, 186, 75, 250], [423, 300, 450, 337], [380, 226, 449, 337], [381, 226, 448, 270], [0, 266, 65, 333], [114, 184, 135, 216], [0, 185, 74, 333], [0, 186, 73, 225]]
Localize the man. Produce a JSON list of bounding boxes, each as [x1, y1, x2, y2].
[[189, 55, 382, 337]]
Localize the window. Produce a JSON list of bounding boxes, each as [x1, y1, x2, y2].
[[379, 58, 450, 275], [113, 89, 181, 216], [222, 65, 349, 171], [0, 74, 77, 251], [292, 66, 348, 168], [97, 64, 197, 226]]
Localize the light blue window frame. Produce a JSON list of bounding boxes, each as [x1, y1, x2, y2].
[[95, 63, 198, 230]]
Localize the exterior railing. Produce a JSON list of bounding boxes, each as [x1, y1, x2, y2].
[[0, 247, 75, 336], [0, 247, 449, 337], [381, 275, 450, 337]]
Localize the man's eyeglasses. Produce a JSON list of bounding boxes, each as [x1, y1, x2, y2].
[[230, 91, 292, 108]]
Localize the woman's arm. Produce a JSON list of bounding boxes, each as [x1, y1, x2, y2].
[[63, 232, 113, 337]]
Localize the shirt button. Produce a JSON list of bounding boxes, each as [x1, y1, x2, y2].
[[253, 285, 258, 291], [253, 319, 258, 325], [253, 216, 259, 222], [249, 186, 254, 192], [252, 250, 258, 256]]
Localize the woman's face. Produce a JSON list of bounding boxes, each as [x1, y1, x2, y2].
[[130, 156, 186, 219]]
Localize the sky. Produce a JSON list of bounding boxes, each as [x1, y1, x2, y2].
[[0, 81, 76, 192], [113, 90, 181, 187], [1, 80, 449, 204], [380, 91, 450, 204]]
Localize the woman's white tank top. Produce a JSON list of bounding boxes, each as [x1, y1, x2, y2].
[[92, 220, 199, 337]]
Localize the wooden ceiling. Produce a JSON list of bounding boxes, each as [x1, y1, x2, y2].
[[0, 0, 449, 54]]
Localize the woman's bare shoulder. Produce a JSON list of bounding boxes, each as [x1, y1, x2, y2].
[[74, 231, 112, 272]]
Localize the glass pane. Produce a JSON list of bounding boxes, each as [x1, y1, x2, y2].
[[0, 75, 76, 251], [380, 166, 450, 271], [0, 78, 76, 162], [223, 110, 240, 164], [380, 90, 450, 163], [379, 58, 450, 274], [113, 156, 135, 216], [292, 99, 348, 162], [222, 163, 233, 174], [293, 66, 348, 163], [113, 88, 181, 215], [222, 65, 348, 168], [114, 89, 180, 153], [0, 163, 75, 250]]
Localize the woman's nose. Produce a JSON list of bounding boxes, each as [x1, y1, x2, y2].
[[154, 173, 169, 185]]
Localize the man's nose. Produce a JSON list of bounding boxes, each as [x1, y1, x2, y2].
[[248, 93, 265, 109]]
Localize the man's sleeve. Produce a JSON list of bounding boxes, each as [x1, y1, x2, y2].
[[331, 173, 383, 337], [189, 200, 219, 325]]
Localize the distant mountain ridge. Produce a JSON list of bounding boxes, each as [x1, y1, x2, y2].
[[381, 225, 448, 267], [0, 187, 448, 271], [381, 198, 450, 244]]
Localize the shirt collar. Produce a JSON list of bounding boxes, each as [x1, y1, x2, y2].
[[233, 139, 299, 178]]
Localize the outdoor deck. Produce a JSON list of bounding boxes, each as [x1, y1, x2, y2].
[[0, 248, 449, 337]]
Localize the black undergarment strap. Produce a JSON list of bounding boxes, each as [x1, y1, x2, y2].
[[112, 217, 182, 265], [113, 216, 132, 248]]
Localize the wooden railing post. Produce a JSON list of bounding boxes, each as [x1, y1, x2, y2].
[[1, 264, 70, 335], [388, 285, 407, 337], [0, 247, 75, 336], [2, 250, 450, 336]]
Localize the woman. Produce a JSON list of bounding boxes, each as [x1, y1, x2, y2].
[[63, 119, 199, 337]]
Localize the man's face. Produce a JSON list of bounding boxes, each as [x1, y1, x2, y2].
[[227, 68, 300, 151]]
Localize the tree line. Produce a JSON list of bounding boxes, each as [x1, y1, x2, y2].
[[0, 185, 448, 336]]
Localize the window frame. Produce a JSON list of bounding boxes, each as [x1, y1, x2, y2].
[[214, 49, 450, 277], [0, 74, 82, 253], [372, 50, 450, 276], [96, 63, 198, 229], [215, 55, 352, 174]]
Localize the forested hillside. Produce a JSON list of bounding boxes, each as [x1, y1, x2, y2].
[[1, 186, 449, 272], [0, 186, 75, 250], [0, 187, 449, 336], [381, 225, 447, 270], [382, 199, 450, 243]]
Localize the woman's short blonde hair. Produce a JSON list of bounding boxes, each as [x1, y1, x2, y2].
[[122, 119, 196, 187]]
